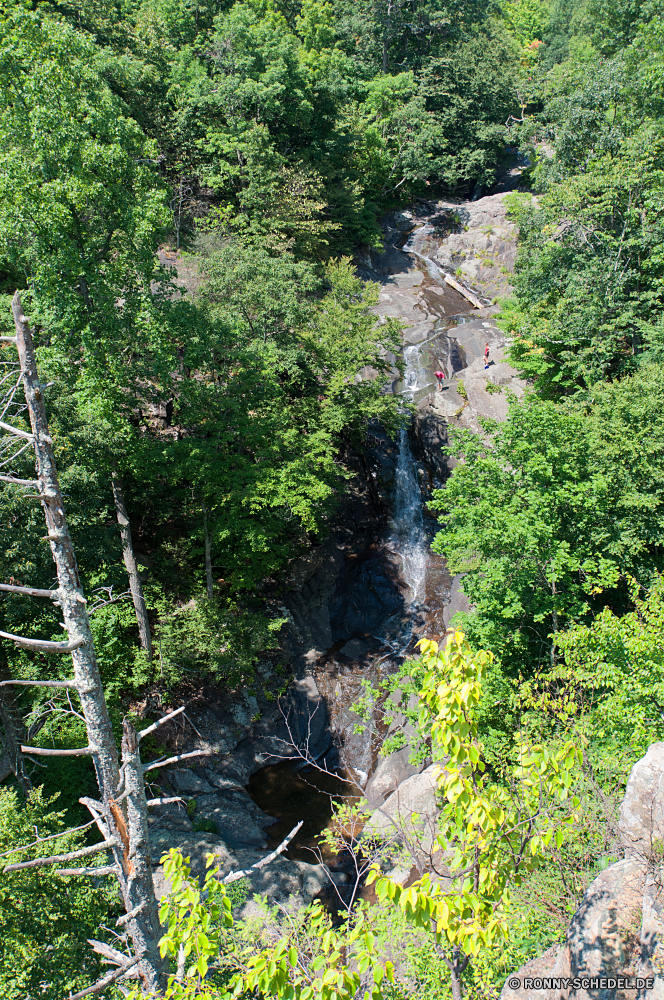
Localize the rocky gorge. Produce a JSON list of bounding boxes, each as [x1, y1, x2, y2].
[[146, 190, 528, 915]]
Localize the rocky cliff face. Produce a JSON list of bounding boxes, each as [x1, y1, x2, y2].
[[146, 190, 529, 911], [502, 743, 664, 1000]]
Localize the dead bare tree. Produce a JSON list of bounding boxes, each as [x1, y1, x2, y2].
[[0, 292, 209, 995], [202, 500, 214, 600], [111, 468, 153, 659], [0, 688, 31, 793]]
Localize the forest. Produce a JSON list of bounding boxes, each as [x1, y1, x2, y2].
[[1, 0, 664, 997]]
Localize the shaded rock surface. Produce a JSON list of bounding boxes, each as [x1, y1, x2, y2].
[[151, 833, 327, 914]]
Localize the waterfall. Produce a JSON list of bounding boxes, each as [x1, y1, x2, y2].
[[392, 428, 428, 605], [391, 342, 429, 607]]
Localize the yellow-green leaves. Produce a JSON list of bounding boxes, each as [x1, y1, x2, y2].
[[148, 848, 233, 997], [233, 899, 392, 1000], [374, 631, 582, 992]]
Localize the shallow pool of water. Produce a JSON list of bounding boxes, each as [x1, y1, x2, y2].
[[248, 760, 359, 863]]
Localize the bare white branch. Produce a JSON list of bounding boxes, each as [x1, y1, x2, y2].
[[21, 744, 93, 756], [221, 821, 304, 884], [0, 629, 85, 652], [3, 838, 117, 872], [0, 678, 77, 689], [0, 440, 32, 468], [0, 582, 59, 598], [143, 749, 207, 772], [0, 419, 33, 440], [146, 796, 184, 807], [79, 795, 104, 812], [138, 705, 185, 740], [0, 474, 39, 487], [87, 939, 138, 970], [0, 819, 97, 860], [66, 956, 141, 999]]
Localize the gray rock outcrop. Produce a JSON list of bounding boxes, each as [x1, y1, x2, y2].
[[364, 763, 440, 856], [151, 829, 328, 913], [501, 743, 664, 1000], [619, 742, 664, 856], [365, 745, 429, 807]]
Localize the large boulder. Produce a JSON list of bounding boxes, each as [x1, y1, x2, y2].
[[195, 788, 272, 848], [502, 740, 664, 1000], [364, 763, 440, 855], [501, 858, 646, 1000], [151, 831, 233, 892], [499, 945, 565, 1000], [566, 857, 646, 997], [619, 742, 664, 857], [167, 768, 216, 795], [365, 746, 430, 808]]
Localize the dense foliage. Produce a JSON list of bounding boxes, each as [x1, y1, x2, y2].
[[0, 786, 117, 998], [2, 0, 664, 996]]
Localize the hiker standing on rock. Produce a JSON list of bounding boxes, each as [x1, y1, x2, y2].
[[435, 369, 446, 390], [484, 343, 490, 368]]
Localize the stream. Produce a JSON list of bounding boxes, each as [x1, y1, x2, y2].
[[247, 215, 480, 871]]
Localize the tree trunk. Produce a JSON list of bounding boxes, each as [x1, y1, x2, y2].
[[111, 470, 153, 661], [382, 0, 393, 74], [0, 691, 31, 794], [12, 292, 167, 993], [449, 944, 467, 1000], [121, 720, 167, 980], [203, 501, 213, 600], [550, 577, 558, 668]]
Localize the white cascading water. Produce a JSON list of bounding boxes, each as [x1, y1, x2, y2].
[[391, 344, 430, 607]]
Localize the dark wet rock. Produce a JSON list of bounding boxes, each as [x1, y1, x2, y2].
[[276, 675, 330, 762], [340, 638, 370, 658], [329, 554, 404, 643], [281, 540, 347, 662], [414, 401, 452, 479]]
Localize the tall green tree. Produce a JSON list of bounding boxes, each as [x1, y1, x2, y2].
[[431, 366, 664, 673]]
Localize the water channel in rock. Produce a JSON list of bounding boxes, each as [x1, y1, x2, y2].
[[248, 216, 478, 870]]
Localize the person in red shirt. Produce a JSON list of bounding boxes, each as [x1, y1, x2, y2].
[[435, 369, 446, 390], [484, 343, 490, 366]]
